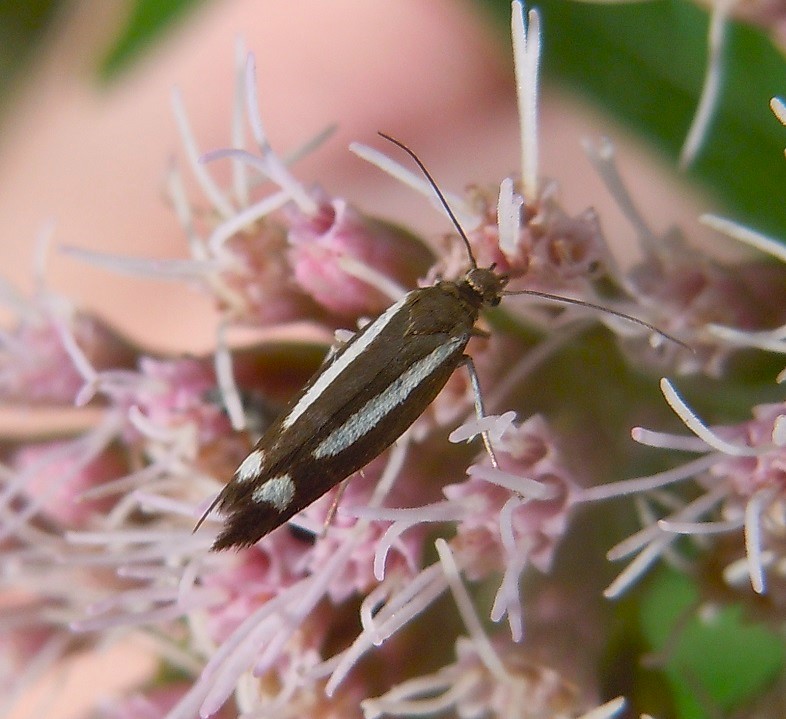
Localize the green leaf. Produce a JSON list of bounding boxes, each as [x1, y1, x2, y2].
[[476, 0, 786, 240], [639, 568, 785, 717], [0, 0, 65, 113], [98, 0, 211, 81]]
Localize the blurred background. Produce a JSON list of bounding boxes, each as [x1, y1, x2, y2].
[[5, 0, 781, 355], [1, 1, 786, 717]]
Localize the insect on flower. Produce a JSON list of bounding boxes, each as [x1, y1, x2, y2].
[[196, 134, 679, 550]]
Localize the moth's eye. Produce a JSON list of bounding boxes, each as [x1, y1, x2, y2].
[[490, 297, 502, 307]]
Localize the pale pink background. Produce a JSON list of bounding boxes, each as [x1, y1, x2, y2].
[[0, 0, 708, 353], [0, 1, 708, 716]]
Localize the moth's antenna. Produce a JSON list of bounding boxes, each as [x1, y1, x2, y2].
[[504, 288, 692, 351], [378, 132, 691, 353], [378, 132, 477, 269]]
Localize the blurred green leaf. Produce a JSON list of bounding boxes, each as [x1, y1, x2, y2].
[[477, 0, 786, 240], [639, 568, 785, 717], [0, 0, 66, 111], [98, 0, 211, 81]]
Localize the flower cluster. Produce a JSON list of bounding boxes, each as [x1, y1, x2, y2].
[[2, 2, 786, 719]]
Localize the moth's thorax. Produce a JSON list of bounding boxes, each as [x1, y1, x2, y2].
[[455, 267, 509, 309]]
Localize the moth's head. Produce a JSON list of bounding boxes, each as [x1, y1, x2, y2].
[[466, 266, 509, 307]]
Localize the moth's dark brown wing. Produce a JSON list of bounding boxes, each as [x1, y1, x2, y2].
[[211, 497, 287, 549], [211, 285, 480, 549]]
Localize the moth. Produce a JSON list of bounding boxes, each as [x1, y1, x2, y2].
[[197, 134, 675, 550]]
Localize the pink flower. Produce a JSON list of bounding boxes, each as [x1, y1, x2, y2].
[[622, 246, 786, 375], [582, 378, 786, 599], [331, 412, 578, 675], [0, 305, 137, 406], [581, 143, 786, 377], [298, 457, 427, 603], [7, 0, 786, 716], [132, 357, 232, 446], [450, 414, 577, 574], [198, 534, 313, 644], [287, 197, 433, 319], [11, 440, 126, 527], [362, 538, 625, 719], [363, 635, 624, 719], [457, 180, 607, 291], [212, 221, 323, 326], [99, 685, 234, 719]]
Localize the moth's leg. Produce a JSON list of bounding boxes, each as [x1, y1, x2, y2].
[[328, 434, 412, 533], [320, 477, 351, 536], [459, 354, 499, 469]]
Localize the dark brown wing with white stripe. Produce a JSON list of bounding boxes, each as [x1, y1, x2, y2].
[[210, 282, 481, 549]]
